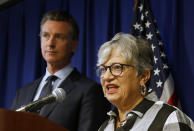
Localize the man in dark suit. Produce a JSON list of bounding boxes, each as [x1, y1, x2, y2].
[[11, 10, 109, 131]]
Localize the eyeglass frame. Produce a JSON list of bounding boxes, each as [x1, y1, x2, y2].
[[96, 63, 135, 78]]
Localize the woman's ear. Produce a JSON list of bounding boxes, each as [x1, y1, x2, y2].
[[140, 70, 151, 86]]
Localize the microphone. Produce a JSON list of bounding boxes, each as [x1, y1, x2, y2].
[[16, 88, 66, 112]]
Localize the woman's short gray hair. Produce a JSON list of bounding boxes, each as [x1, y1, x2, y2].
[[97, 32, 154, 75]]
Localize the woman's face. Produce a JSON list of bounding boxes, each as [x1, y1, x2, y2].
[[100, 48, 142, 105]]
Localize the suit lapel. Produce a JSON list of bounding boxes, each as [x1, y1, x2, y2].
[[24, 77, 43, 105], [40, 68, 81, 117]]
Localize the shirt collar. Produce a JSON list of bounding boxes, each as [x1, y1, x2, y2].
[[45, 64, 74, 80], [107, 98, 155, 119]]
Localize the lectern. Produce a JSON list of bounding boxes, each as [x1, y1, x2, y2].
[[0, 109, 67, 131]]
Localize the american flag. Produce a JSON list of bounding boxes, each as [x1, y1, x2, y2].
[[131, 0, 178, 106]]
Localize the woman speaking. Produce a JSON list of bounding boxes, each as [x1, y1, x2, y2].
[[96, 33, 194, 131]]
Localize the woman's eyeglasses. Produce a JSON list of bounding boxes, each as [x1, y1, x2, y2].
[[96, 63, 134, 78]]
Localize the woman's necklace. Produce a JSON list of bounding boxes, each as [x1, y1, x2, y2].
[[116, 113, 136, 128]]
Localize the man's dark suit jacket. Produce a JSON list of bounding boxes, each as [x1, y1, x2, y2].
[[11, 68, 110, 131]]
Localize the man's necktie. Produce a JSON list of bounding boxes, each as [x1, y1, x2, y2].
[[38, 75, 57, 115], [39, 75, 57, 99]]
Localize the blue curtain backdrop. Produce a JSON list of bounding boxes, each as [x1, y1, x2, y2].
[[0, 0, 194, 120]]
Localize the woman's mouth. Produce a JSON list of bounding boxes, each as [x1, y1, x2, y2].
[[105, 84, 119, 94]]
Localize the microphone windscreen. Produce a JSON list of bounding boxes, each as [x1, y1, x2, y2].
[[52, 88, 66, 102]]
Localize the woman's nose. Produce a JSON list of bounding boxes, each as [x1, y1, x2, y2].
[[102, 68, 114, 80]]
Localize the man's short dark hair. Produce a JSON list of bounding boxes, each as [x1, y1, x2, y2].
[[41, 10, 79, 40]]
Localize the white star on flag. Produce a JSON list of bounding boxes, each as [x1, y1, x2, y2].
[[140, 26, 143, 32], [158, 41, 163, 46], [145, 21, 151, 28], [163, 64, 168, 69], [139, 4, 143, 12], [133, 22, 140, 30], [154, 68, 160, 76], [156, 80, 163, 88], [151, 44, 156, 51], [141, 14, 144, 21], [161, 52, 166, 57], [154, 56, 158, 64], [146, 32, 153, 40], [145, 11, 148, 16]]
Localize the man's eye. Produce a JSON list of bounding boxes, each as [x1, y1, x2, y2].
[[42, 33, 50, 38], [55, 34, 67, 40], [43, 34, 48, 37], [55, 35, 63, 39]]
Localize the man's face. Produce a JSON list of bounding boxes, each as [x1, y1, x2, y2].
[[41, 20, 77, 66]]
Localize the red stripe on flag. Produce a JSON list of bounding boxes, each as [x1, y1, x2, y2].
[[168, 90, 178, 107]]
